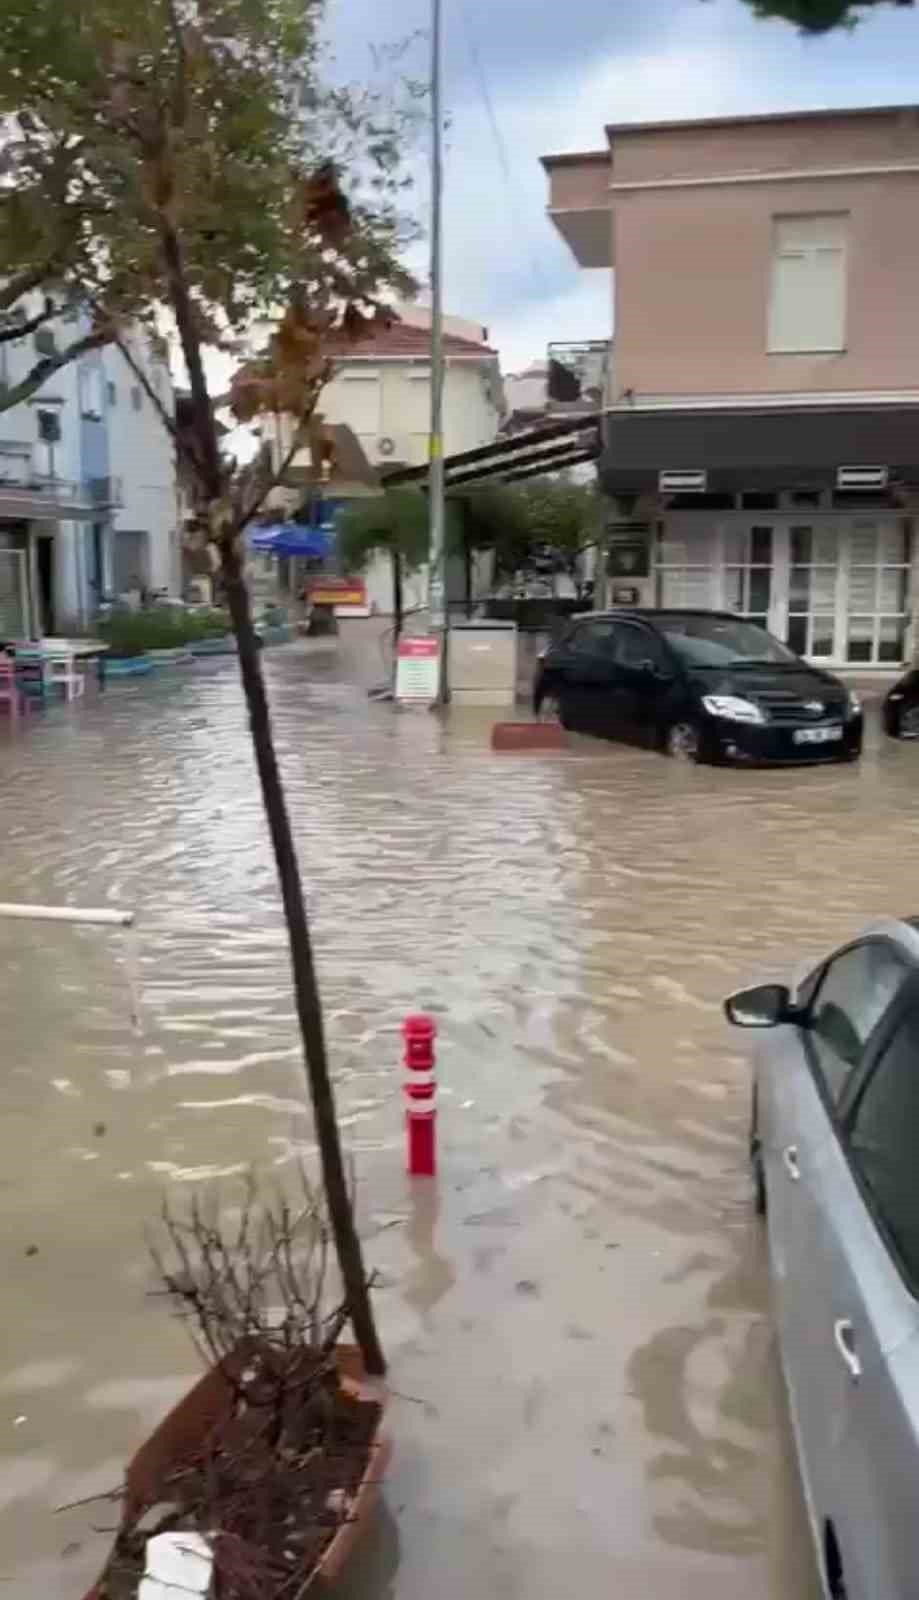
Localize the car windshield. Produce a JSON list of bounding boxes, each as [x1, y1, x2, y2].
[[656, 616, 799, 668]]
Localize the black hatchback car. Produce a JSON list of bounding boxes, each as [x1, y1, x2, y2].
[[533, 609, 863, 764], [882, 669, 919, 739]]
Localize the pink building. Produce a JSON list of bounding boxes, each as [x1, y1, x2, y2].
[[543, 105, 919, 668]]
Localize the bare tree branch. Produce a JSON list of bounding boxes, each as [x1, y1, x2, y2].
[[0, 328, 113, 415], [233, 389, 330, 534], [0, 296, 56, 345], [0, 267, 55, 316], [110, 329, 180, 445]]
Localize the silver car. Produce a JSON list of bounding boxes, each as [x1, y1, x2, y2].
[[725, 918, 919, 1600]]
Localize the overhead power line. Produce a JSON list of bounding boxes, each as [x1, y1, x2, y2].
[[458, 0, 551, 302]]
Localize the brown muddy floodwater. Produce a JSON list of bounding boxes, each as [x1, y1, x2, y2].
[[1, 639, 917, 1599]]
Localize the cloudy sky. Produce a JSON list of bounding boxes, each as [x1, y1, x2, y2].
[[324, 0, 919, 375]]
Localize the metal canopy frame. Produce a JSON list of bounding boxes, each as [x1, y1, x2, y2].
[[382, 413, 601, 494]]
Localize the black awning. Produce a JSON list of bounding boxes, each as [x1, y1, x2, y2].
[[601, 405, 919, 495], [383, 413, 601, 491]]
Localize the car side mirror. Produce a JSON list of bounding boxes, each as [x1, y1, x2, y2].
[[724, 983, 794, 1029], [638, 658, 671, 680]]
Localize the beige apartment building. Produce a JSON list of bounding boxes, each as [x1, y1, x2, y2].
[[544, 104, 919, 668], [260, 305, 503, 614]]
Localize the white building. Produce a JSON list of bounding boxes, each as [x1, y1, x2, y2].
[[102, 332, 178, 600], [0, 304, 177, 638], [262, 304, 504, 614]]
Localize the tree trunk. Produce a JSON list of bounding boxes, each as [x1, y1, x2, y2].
[[160, 212, 384, 1375], [592, 541, 608, 611], [391, 548, 403, 647], [221, 544, 386, 1376], [463, 534, 473, 619]]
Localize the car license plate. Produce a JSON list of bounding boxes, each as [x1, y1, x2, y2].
[[793, 724, 843, 745]]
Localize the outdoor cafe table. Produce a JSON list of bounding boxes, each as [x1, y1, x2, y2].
[[6, 638, 112, 691], [46, 638, 111, 689]]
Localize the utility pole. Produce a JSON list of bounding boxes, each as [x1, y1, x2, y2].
[[427, 0, 448, 700]]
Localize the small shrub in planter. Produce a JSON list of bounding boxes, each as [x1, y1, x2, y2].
[[99, 607, 233, 657], [84, 1173, 389, 1600]]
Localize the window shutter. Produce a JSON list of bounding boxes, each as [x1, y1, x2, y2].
[[769, 214, 847, 353]]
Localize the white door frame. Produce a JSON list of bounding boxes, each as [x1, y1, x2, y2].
[[714, 513, 913, 669]]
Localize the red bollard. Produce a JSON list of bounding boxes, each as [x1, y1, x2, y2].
[[403, 1014, 437, 1177]]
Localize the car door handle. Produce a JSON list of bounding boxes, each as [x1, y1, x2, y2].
[[782, 1144, 800, 1181], [834, 1319, 862, 1383]]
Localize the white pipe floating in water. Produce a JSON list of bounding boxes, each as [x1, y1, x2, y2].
[[0, 902, 135, 927]]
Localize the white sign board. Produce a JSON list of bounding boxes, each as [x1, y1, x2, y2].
[[395, 636, 441, 704]]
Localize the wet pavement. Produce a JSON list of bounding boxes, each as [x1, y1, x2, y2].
[[1, 638, 917, 1598]]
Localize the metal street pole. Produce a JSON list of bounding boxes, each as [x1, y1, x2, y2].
[[427, 0, 448, 701]]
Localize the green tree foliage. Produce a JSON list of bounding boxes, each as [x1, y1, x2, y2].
[[455, 484, 528, 571], [510, 479, 602, 563], [338, 476, 602, 638], [456, 477, 601, 577], [338, 488, 434, 640], [0, 0, 424, 1377], [0, 0, 419, 411], [338, 488, 431, 576], [738, 0, 911, 28]]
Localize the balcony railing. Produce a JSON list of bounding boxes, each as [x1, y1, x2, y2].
[[0, 450, 124, 511], [546, 340, 612, 409]]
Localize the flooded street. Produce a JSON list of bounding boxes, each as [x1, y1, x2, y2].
[[3, 640, 918, 1598]]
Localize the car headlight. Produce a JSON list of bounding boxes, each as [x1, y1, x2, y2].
[[847, 689, 862, 715], [701, 694, 766, 725]]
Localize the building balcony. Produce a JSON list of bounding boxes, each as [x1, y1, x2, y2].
[[546, 341, 612, 411], [0, 443, 124, 518]]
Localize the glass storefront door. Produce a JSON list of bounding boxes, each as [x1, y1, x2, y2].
[[722, 525, 773, 631], [786, 524, 839, 661], [844, 520, 911, 666], [715, 518, 912, 666]]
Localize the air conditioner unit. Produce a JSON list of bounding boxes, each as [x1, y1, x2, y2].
[[659, 469, 707, 494], [836, 465, 888, 491], [376, 435, 411, 462]]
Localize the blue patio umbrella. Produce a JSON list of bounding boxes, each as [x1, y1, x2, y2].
[[248, 522, 334, 559]]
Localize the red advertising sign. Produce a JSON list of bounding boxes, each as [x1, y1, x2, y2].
[[306, 576, 367, 611], [395, 636, 441, 704], [397, 638, 439, 659]]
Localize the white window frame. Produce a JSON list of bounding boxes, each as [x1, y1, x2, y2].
[[654, 526, 718, 610], [767, 213, 848, 356], [713, 514, 912, 667], [335, 368, 382, 436]]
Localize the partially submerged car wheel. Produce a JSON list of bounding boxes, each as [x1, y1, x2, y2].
[[537, 693, 568, 728], [900, 705, 919, 739], [666, 721, 702, 762]]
